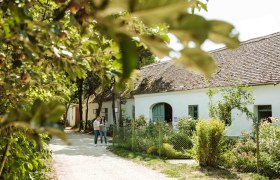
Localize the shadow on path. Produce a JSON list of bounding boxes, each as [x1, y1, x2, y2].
[[50, 130, 115, 157], [49, 130, 174, 180]]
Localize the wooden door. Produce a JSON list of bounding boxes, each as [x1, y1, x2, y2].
[[75, 107, 80, 125], [152, 103, 165, 121]]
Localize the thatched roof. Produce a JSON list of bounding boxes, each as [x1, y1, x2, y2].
[[132, 32, 280, 95]]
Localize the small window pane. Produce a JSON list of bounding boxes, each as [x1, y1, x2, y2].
[[188, 105, 198, 119], [257, 105, 272, 121]]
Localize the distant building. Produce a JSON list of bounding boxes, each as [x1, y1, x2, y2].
[[69, 32, 280, 136]]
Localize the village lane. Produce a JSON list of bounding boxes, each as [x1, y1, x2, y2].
[[49, 130, 174, 180]]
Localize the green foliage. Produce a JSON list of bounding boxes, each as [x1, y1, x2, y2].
[[118, 33, 139, 80], [207, 82, 255, 125], [109, 146, 267, 180], [168, 133, 193, 151], [135, 115, 147, 127], [177, 117, 198, 136], [136, 44, 157, 69], [259, 121, 280, 160], [0, 129, 51, 179], [114, 121, 191, 159], [123, 115, 147, 127], [229, 138, 257, 170], [259, 121, 280, 176], [161, 143, 189, 159], [221, 121, 280, 178], [147, 145, 157, 155], [193, 119, 225, 167], [161, 143, 177, 158]]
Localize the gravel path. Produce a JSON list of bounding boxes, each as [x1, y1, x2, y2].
[[49, 130, 174, 180]]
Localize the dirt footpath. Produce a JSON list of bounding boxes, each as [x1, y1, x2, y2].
[[49, 130, 174, 180]]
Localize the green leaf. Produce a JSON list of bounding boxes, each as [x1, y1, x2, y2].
[[27, 163, 33, 170], [170, 14, 209, 45], [118, 33, 138, 80], [45, 127, 69, 144], [208, 20, 239, 49], [47, 104, 65, 122], [132, 1, 189, 25], [129, 0, 187, 12], [140, 35, 170, 58], [176, 48, 216, 78], [198, 1, 208, 11], [32, 160, 38, 169]]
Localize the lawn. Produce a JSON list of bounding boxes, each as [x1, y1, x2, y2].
[[108, 146, 268, 180]]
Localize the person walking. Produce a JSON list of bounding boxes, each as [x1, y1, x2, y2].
[[100, 116, 107, 145], [93, 116, 101, 146]]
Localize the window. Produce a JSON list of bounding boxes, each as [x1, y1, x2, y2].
[[132, 105, 135, 119], [188, 105, 198, 119], [257, 105, 272, 121]]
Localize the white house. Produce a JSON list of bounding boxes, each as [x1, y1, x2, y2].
[[69, 32, 280, 136]]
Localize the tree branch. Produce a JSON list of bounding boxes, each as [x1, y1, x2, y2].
[[0, 127, 12, 177]]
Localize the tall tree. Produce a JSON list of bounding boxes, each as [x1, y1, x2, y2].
[[77, 78, 84, 131]]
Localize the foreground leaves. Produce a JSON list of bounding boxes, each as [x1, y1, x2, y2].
[[1, 99, 68, 144]]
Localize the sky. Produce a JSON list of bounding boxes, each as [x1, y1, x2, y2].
[[198, 0, 280, 50], [168, 0, 280, 52]]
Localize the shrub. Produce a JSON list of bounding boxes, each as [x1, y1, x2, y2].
[[230, 138, 257, 171], [220, 136, 238, 151], [168, 132, 193, 151], [135, 115, 147, 127], [259, 121, 280, 177], [193, 119, 225, 167], [221, 122, 280, 178], [0, 129, 51, 179], [147, 145, 157, 155], [259, 121, 280, 159], [161, 143, 177, 158], [177, 117, 198, 136], [122, 116, 131, 126]]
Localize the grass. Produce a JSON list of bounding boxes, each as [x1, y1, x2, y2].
[[108, 146, 268, 180]]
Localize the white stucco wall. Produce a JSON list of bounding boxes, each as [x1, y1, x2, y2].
[[134, 84, 280, 136], [67, 105, 77, 126], [73, 98, 135, 128], [121, 99, 135, 120], [134, 89, 209, 127], [82, 100, 120, 126]]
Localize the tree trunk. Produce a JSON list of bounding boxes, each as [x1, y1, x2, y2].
[[119, 98, 123, 127], [64, 103, 71, 128], [0, 141, 10, 177], [85, 96, 90, 131], [78, 78, 84, 132], [96, 93, 104, 117], [0, 128, 12, 177], [112, 92, 117, 126]]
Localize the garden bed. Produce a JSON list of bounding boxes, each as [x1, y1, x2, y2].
[[108, 146, 267, 180]]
